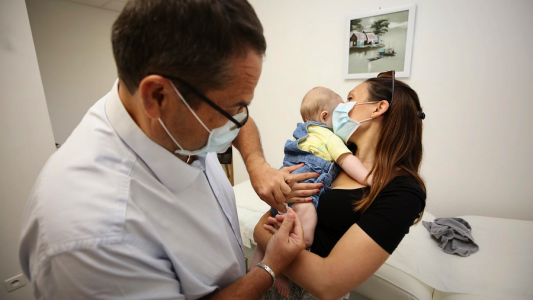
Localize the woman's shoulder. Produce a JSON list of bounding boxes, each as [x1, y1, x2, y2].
[[385, 176, 425, 195], [377, 176, 426, 209]]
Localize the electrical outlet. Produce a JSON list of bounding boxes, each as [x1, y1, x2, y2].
[[4, 274, 26, 292]]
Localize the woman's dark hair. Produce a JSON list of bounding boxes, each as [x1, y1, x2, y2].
[[355, 77, 426, 224], [111, 0, 266, 96]]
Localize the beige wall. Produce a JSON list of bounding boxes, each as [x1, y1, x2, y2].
[[23, 0, 533, 222], [0, 0, 55, 299], [26, 0, 119, 145], [236, 0, 533, 221]]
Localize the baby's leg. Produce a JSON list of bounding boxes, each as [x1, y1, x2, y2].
[[249, 244, 265, 273], [291, 202, 318, 248], [274, 274, 290, 298]]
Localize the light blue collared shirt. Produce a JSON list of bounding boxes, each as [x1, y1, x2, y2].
[[20, 80, 245, 300]]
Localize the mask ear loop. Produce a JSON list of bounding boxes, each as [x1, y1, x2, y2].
[[157, 118, 185, 153], [168, 81, 211, 133], [157, 118, 192, 163]]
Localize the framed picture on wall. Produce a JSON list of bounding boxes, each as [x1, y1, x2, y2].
[[344, 4, 416, 79]]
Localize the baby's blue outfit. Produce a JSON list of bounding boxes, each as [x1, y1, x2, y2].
[[271, 121, 340, 216]]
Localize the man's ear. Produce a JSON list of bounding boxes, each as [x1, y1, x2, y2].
[[138, 75, 172, 120], [371, 100, 390, 118]]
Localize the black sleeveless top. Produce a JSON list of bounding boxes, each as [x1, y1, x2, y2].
[[311, 176, 426, 257]]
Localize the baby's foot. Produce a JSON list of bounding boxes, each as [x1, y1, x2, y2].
[[274, 275, 290, 298]]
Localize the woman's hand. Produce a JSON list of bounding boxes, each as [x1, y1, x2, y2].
[[283, 167, 323, 204], [249, 163, 321, 213]]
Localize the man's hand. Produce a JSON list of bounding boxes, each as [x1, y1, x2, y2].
[[261, 209, 305, 275], [248, 163, 321, 213], [263, 213, 292, 234], [232, 117, 321, 212]]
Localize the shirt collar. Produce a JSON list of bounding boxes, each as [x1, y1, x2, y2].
[[105, 79, 203, 193]]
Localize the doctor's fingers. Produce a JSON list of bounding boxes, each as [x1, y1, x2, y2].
[[280, 163, 305, 176], [267, 171, 292, 211], [283, 171, 319, 187], [273, 210, 297, 238], [263, 215, 285, 234], [263, 192, 287, 214], [256, 178, 288, 212], [263, 223, 278, 235], [267, 216, 283, 230], [288, 210, 304, 242], [276, 210, 304, 251]]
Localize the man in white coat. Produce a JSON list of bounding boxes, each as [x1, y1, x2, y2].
[[19, 0, 320, 299]]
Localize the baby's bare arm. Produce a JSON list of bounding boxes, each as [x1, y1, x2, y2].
[[337, 153, 372, 185], [291, 203, 317, 248]]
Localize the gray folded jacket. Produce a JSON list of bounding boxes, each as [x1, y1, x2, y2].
[[422, 218, 479, 257]]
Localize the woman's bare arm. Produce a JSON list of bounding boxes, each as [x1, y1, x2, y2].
[[254, 213, 389, 300]]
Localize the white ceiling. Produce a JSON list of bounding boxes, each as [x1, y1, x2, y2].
[[63, 0, 127, 12]]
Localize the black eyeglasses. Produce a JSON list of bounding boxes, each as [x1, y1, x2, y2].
[[377, 70, 395, 106], [157, 75, 249, 129]]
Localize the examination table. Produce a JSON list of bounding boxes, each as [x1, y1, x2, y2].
[[234, 180, 533, 300]]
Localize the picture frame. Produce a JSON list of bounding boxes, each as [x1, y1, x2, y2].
[[344, 4, 417, 79]]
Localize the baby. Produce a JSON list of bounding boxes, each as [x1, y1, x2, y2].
[[250, 87, 372, 297]]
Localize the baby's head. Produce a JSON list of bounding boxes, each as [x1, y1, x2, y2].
[[300, 87, 343, 127]]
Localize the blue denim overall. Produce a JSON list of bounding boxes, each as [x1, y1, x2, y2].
[[271, 121, 341, 216]]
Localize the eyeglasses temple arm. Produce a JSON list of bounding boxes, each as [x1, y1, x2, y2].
[[170, 77, 245, 128]]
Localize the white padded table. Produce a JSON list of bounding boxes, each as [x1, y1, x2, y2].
[[233, 180, 533, 300]]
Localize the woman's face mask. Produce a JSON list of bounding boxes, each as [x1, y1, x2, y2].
[[332, 101, 376, 143], [158, 81, 246, 158]]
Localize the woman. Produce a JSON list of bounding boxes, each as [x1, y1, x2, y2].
[[254, 72, 426, 300]]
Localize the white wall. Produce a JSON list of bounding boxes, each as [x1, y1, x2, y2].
[[0, 0, 55, 299], [235, 0, 533, 221], [23, 0, 533, 221], [26, 0, 119, 144]]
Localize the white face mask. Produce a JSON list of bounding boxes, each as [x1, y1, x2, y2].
[[158, 81, 245, 157], [332, 102, 374, 143]]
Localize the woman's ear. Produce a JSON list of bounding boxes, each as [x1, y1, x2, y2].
[[138, 75, 172, 120], [371, 100, 390, 118]]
